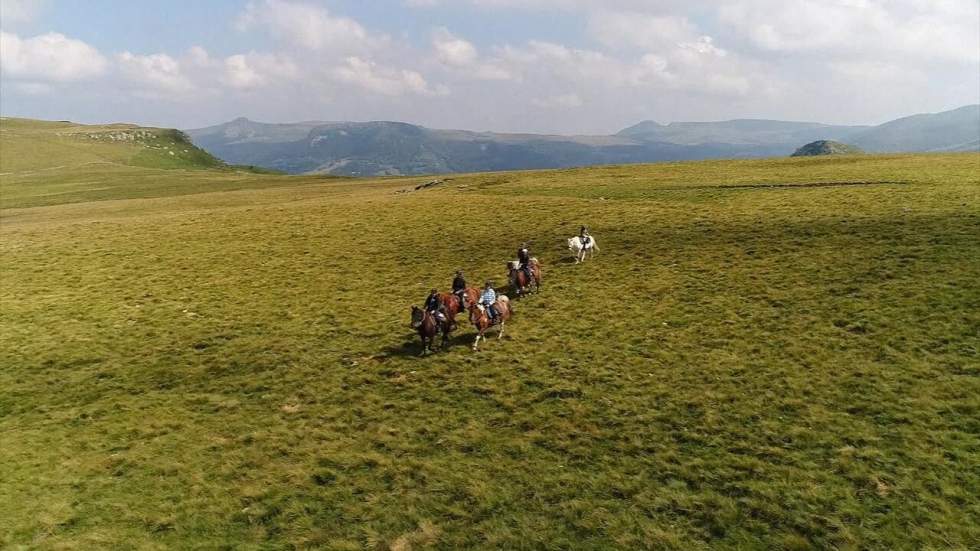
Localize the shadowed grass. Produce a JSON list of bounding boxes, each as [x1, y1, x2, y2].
[[1, 151, 978, 549]]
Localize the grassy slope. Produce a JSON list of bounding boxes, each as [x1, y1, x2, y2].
[[0, 117, 309, 209], [1, 150, 978, 549]]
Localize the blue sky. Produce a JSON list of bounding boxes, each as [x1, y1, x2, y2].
[[2, 0, 978, 133], [20, 1, 583, 56]]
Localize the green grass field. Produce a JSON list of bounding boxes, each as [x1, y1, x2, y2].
[[0, 117, 313, 209], [1, 119, 978, 549]]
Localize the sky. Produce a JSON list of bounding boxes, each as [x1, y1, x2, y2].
[[1, 0, 978, 134]]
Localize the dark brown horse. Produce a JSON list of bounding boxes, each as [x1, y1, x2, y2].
[[411, 306, 450, 355], [508, 258, 541, 297], [468, 295, 512, 350]]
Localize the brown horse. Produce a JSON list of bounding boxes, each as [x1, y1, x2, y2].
[[439, 287, 479, 327], [411, 306, 450, 355], [468, 296, 511, 350], [508, 258, 541, 297]]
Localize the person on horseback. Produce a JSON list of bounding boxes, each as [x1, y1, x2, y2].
[[579, 225, 592, 248], [424, 288, 448, 327], [452, 270, 467, 303], [480, 280, 497, 322], [517, 242, 532, 280]]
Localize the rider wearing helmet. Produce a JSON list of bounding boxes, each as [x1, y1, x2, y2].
[[517, 242, 532, 280], [579, 225, 592, 248], [452, 270, 467, 304]]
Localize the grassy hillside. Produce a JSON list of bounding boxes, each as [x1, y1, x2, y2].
[[1, 151, 978, 549], [791, 141, 865, 157], [0, 117, 307, 208], [851, 105, 980, 153]]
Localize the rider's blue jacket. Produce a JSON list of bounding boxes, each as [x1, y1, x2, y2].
[[480, 288, 496, 305]]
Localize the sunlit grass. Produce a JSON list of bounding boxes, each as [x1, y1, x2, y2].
[[1, 152, 978, 549]]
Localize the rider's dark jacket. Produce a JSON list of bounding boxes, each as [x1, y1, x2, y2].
[[452, 276, 466, 293], [425, 293, 440, 312]]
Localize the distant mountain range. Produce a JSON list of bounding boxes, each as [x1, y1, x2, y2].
[[186, 105, 979, 176]]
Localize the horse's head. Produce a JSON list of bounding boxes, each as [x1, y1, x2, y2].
[[507, 260, 519, 271], [410, 306, 424, 328]]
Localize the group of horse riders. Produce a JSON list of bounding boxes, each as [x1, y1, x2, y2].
[[423, 242, 529, 329], [412, 226, 591, 352]]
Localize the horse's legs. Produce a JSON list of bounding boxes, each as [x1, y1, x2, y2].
[[472, 332, 481, 351], [497, 322, 505, 339]]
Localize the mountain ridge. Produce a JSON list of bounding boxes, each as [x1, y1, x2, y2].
[[186, 105, 979, 176]]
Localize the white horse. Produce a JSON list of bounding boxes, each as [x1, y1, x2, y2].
[[568, 235, 599, 263]]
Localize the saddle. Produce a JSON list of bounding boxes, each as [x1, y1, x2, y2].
[[476, 303, 500, 323]]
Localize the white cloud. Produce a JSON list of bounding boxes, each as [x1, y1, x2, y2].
[[333, 57, 449, 96], [588, 12, 697, 51], [433, 28, 478, 66], [719, 0, 980, 65], [431, 27, 514, 81], [472, 63, 514, 81], [222, 52, 299, 89], [116, 52, 194, 96], [186, 46, 212, 67], [1, 0, 975, 133], [223, 55, 264, 89], [0, 31, 107, 81], [495, 38, 752, 96], [498, 41, 620, 83], [236, 0, 381, 53]]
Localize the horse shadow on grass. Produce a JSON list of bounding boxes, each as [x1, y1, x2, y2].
[[378, 330, 476, 359]]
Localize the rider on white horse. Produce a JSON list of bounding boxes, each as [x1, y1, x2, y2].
[[569, 227, 599, 263]]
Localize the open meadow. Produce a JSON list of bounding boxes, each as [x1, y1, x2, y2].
[[1, 120, 978, 549]]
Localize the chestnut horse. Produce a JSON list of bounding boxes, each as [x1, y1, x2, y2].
[[468, 296, 511, 350], [411, 306, 450, 355], [508, 258, 541, 297], [438, 287, 479, 329]]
